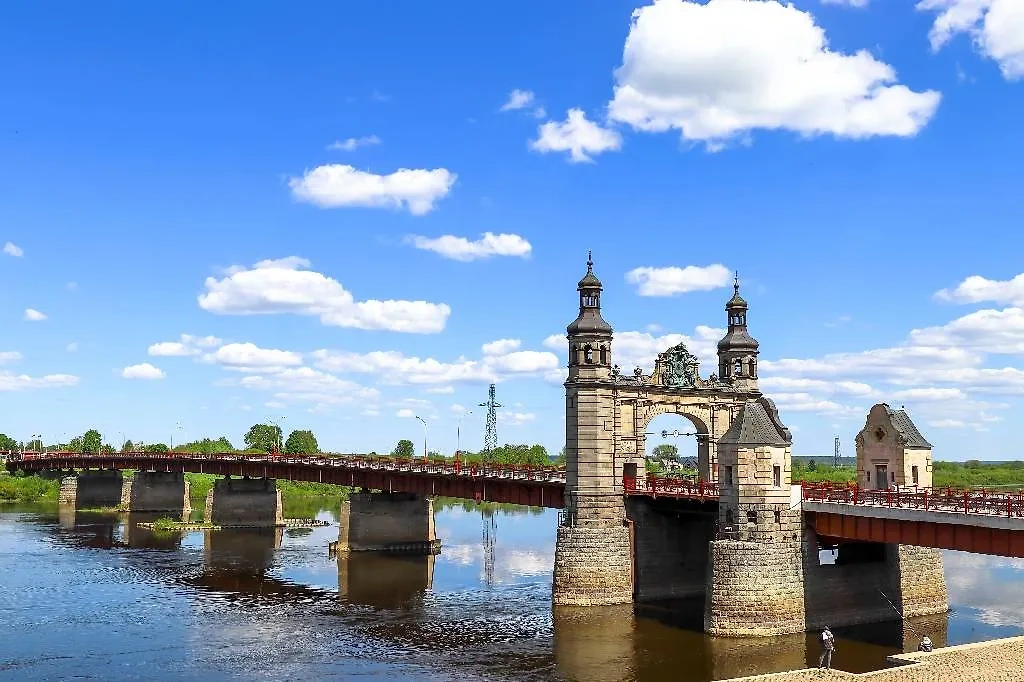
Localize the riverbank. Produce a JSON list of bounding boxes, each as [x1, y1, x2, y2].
[[722, 634, 1024, 681]]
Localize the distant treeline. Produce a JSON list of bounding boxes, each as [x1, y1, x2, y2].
[[793, 459, 1024, 488]]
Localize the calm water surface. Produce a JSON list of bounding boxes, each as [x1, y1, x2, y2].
[[2, 502, 1023, 681]]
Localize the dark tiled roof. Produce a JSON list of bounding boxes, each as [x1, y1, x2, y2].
[[718, 399, 791, 446], [726, 290, 747, 308], [885, 405, 933, 448], [577, 270, 602, 289], [717, 328, 759, 350], [567, 311, 612, 334]]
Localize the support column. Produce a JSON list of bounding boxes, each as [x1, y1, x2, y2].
[[58, 470, 124, 509], [552, 493, 633, 606], [336, 492, 440, 554], [204, 477, 282, 527], [895, 545, 948, 618], [120, 471, 191, 515], [626, 497, 713, 601]]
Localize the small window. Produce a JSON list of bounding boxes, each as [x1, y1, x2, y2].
[[912, 466, 919, 485], [734, 359, 743, 375], [774, 510, 781, 524], [750, 359, 757, 377], [584, 346, 594, 363], [891, 471, 895, 483], [725, 509, 734, 526], [725, 465, 733, 485], [746, 510, 757, 525], [866, 470, 871, 482], [773, 465, 781, 488], [599, 347, 608, 365]]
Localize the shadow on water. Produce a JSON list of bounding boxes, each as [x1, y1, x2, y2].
[[7, 503, 1020, 682]]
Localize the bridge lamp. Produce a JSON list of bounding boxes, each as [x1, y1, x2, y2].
[[456, 411, 472, 459], [415, 416, 428, 459]]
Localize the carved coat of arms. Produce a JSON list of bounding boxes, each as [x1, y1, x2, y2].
[[657, 342, 701, 388]]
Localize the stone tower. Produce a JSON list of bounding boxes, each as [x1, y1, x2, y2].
[[705, 397, 806, 636], [553, 252, 633, 606], [717, 274, 759, 392], [855, 403, 934, 489]]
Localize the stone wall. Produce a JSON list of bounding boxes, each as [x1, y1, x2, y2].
[[204, 477, 282, 527], [896, 545, 948, 618], [552, 523, 633, 606], [120, 471, 191, 515], [336, 492, 437, 553], [59, 470, 124, 509], [704, 539, 806, 636], [626, 497, 713, 600]]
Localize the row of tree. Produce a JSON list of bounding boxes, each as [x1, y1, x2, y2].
[[382, 439, 554, 466]]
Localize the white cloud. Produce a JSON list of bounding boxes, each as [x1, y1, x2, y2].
[[890, 387, 967, 402], [265, 401, 287, 410], [148, 334, 224, 357], [617, 326, 725, 373], [626, 264, 731, 296], [311, 343, 559, 386], [207, 342, 303, 373], [608, 0, 941, 149], [482, 339, 522, 356], [288, 164, 456, 216], [2, 242, 23, 257], [910, 308, 1024, 355], [237, 366, 379, 410], [327, 135, 381, 151], [500, 89, 535, 111], [935, 272, 1024, 306], [918, 0, 1024, 80], [770, 393, 861, 415], [759, 376, 874, 396], [0, 351, 22, 364], [397, 408, 416, 419], [530, 108, 622, 163], [24, 308, 47, 322], [929, 419, 966, 429], [122, 363, 166, 380], [0, 372, 79, 391], [425, 385, 455, 394], [66, 342, 78, 353], [405, 232, 532, 261], [499, 411, 536, 426], [198, 257, 451, 334]]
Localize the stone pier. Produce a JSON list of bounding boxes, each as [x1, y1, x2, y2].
[[120, 471, 191, 515], [204, 477, 282, 527], [336, 492, 440, 554], [58, 470, 123, 509], [626, 497, 714, 601]]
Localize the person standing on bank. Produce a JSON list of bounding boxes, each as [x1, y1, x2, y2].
[[819, 626, 835, 670], [918, 636, 933, 652]]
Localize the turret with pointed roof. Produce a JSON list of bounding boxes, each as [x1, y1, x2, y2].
[[717, 272, 760, 392]]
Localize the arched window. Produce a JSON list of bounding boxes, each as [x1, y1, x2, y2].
[[734, 359, 743, 376], [568, 345, 577, 367], [725, 509, 734, 526], [746, 510, 757, 525], [599, 346, 608, 365], [584, 345, 594, 363], [750, 358, 757, 377]]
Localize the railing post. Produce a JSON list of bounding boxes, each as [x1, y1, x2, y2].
[[964, 491, 969, 515]]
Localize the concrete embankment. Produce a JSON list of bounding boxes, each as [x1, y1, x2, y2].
[[720, 635, 1024, 681]]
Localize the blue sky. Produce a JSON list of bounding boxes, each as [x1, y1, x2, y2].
[[2, 0, 1023, 460]]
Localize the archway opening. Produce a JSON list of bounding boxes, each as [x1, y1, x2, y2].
[[643, 413, 705, 478]]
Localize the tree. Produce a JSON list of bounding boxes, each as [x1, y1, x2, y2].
[[181, 437, 234, 454], [122, 439, 135, 452], [81, 429, 102, 454], [244, 423, 282, 453], [0, 433, 19, 452], [284, 430, 319, 455], [526, 444, 549, 466], [653, 444, 679, 461], [806, 459, 817, 472], [391, 439, 415, 458], [144, 443, 169, 454], [68, 436, 83, 452]]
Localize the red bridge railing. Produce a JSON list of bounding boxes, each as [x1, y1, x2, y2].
[[800, 481, 1024, 518], [10, 451, 567, 484], [622, 474, 718, 500]]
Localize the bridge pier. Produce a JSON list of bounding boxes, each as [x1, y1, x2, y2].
[[120, 471, 191, 515], [337, 553, 436, 607], [552, 493, 634, 606], [626, 497, 714, 601], [204, 477, 282, 527], [336, 492, 440, 554], [58, 469, 123, 509]]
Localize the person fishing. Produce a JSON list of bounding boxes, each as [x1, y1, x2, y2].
[[819, 625, 835, 670], [918, 636, 933, 652]]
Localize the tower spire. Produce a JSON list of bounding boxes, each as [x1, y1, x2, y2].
[[734, 270, 739, 294], [587, 250, 593, 272]]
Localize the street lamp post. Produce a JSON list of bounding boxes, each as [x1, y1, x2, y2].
[[456, 411, 472, 458], [173, 423, 184, 452], [30, 433, 42, 453], [415, 416, 428, 459], [267, 415, 287, 453]]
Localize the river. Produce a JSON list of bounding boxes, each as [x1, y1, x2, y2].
[[1, 502, 1022, 681]]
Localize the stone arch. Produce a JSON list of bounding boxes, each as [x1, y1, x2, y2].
[[634, 401, 712, 479]]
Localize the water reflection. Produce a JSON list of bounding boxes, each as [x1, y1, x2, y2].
[[6, 503, 1024, 682]]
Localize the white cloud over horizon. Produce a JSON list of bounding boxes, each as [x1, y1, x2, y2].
[[288, 164, 456, 215]]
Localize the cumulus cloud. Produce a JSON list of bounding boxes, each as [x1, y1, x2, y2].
[[0, 351, 22, 364], [148, 334, 223, 357], [288, 164, 456, 216], [24, 308, 46, 322], [918, 0, 1024, 80], [626, 264, 731, 296], [3, 242, 23, 257], [396, 408, 416, 419], [0, 372, 79, 391], [237, 366, 379, 410], [530, 109, 622, 162], [482, 339, 522, 356], [607, 0, 941, 149], [500, 89, 536, 111], [405, 232, 532, 261], [198, 257, 451, 334], [122, 363, 166, 380], [207, 342, 303, 373], [326, 135, 381, 151], [909, 307, 1024, 355], [311, 341, 559, 386], [935, 272, 1024, 306]]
